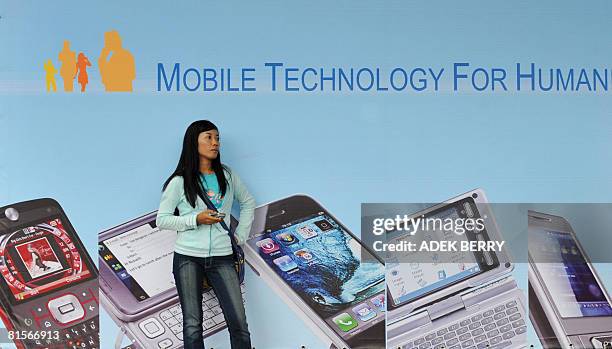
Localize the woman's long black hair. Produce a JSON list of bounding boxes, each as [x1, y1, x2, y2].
[[163, 120, 229, 208]]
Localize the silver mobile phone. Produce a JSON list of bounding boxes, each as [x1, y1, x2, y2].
[[528, 210, 612, 348], [99, 212, 240, 349], [244, 194, 385, 349], [210, 212, 226, 219]]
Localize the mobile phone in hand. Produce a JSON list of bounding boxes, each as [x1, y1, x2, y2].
[[211, 212, 226, 219]]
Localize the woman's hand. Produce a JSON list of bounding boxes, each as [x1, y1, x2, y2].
[[196, 209, 224, 225]]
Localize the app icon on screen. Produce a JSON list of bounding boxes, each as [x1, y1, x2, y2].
[[314, 219, 334, 232], [276, 232, 298, 246], [333, 312, 358, 332], [111, 263, 124, 271], [370, 294, 385, 312], [294, 248, 316, 263], [117, 271, 130, 280], [256, 238, 279, 254], [352, 303, 376, 321], [273, 255, 298, 272], [297, 225, 318, 239]]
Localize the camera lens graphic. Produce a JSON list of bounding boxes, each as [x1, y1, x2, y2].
[[4, 208, 19, 221]]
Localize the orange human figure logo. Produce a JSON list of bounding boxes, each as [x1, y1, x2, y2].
[[98, 31, 135, 92], [76, 52, 92, 92], [43, 59, 57, 92], [58, 40, 77, 92]]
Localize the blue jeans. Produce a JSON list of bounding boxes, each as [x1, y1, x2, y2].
[[173, 253, 251, 349]]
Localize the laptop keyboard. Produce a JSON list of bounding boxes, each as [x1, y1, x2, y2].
[[138, 285, 246, 348], [400, 299, 526, 349]]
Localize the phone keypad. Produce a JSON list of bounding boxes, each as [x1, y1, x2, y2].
[[139, 284, 245, 347], [32, 288, 98, 330], [20, 317, 99, 349], [48, 294, 85, 324], [14, 286, 99, 349]]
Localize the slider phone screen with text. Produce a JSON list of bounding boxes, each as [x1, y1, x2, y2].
[[248, 212, 385, 340], [99, 220, 176, 302], [0, 218, 94, 302], [530, 229, 612, 318]]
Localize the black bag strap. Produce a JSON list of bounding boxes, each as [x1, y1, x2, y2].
[[200, 192, 233, 236]]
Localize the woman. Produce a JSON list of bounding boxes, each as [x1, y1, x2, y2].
[[27, 244, 49, 271], [156, 120, 255, 349], [76, 52, 91, 92]]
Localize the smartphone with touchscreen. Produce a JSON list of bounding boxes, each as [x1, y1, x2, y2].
[[384, 194, 501, 309], [244, 195, 385, 349], [0, 199, 99, 349], [529, 211, 612, 348]]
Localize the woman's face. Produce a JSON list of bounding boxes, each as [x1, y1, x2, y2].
[[197, 129, 220, 161]]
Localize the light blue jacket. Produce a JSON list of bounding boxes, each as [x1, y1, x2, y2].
[[156, 168, 256, 258]]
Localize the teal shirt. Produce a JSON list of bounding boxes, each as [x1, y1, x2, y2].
[[156, 168, 256, 258], [200, 173, 224, 208]]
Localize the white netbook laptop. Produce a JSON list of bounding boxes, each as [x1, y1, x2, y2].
[[383, 189, 528, 349]]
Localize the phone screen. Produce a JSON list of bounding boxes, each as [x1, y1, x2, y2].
[[99, 220, 176, 302], [0, 217, 94, 303], [530, 229, 612, 318], [248, 212, 385, 340], [385, 198, 497, 307]]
